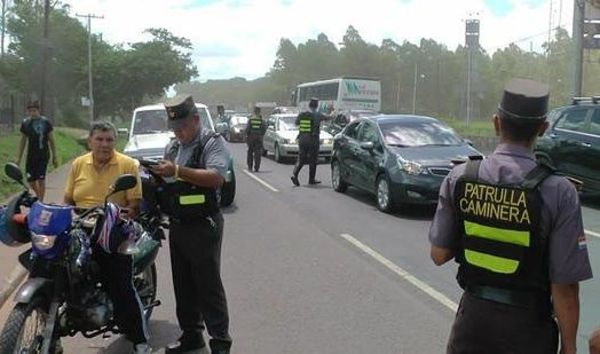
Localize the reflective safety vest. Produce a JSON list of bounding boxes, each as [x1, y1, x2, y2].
[[298, 113, 313, 135], [248, 117, 263, 135], [454, 158, 553, 294], [156, 132, 220, 219]]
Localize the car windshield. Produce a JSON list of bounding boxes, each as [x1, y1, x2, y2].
[[278, 116, 297, 131], [230, 116, 248, 126], [132, 110, 169, 134], [379, 121, 463, 147], [133, 107, 213, 134]]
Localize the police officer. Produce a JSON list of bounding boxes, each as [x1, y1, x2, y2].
[[429, 79, 593, 354], [245, 106, 266, 172], [149, 95, 232, 354], [290, 98, 331, 186]]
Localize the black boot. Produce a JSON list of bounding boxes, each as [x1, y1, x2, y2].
[[291, 175, 300, 186], [209, 338, 232, 354], [165, 333, 206, 353]]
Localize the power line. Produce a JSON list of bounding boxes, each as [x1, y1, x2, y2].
[[75, 13, 103, 122]]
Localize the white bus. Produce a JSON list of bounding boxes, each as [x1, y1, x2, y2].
[[293, 77, 381, 113]]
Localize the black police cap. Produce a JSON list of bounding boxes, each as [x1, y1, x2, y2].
[[498, 78, 549, 120], [164, 95, 198, 124], [309, 97, 319, 107]]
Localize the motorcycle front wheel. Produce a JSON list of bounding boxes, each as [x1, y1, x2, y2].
[[0, 296, 49, 354], [135, 263, 158, 321]]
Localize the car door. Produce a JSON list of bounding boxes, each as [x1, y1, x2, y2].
[[263, 116, 276, 152], [550, 107, 592, 179], [354, 121, 383, 191], [336, 121, 363, 186], [579, 108, 600, 191]]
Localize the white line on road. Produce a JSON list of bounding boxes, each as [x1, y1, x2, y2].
[[242, 169, 279, 193], [340, 233, 458, 313], [586, 229, 600, 239]]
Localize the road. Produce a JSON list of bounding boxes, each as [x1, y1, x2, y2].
[[1, 142, 599, 353]]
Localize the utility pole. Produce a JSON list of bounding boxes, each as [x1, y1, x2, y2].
[[1, 0, 7, 57], [465, 18, 480, 126], [412, 62, 418, 114], [40, 0, 50, 115], [76, 13, 103, 122], [572, 0, 585, 97]]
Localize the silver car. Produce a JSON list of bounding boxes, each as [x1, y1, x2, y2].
[[262, 113, 334, 163]]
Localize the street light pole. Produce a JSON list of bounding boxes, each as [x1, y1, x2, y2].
[[412, 62, 418, 114], [76, 13, 103, 122]]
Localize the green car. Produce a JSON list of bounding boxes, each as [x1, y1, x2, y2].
[[331, 115, 482, 212], [534, 99, 600, 196]]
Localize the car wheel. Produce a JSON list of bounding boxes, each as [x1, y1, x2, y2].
[[274, 143, 283, 163], [220, 169, 236, 207], [376, 175, 395, 213], [331, 160, 348, 193]]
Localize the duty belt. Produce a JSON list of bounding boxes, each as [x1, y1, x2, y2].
[[466, 285, 545, 309]]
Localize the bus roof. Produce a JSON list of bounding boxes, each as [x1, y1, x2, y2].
[[296, 77, 380, 88]]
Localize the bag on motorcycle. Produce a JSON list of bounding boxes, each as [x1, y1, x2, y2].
[[95, 202, 137, 254]]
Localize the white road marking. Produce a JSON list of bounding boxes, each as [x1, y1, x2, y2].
[[340, 233, 458, 312], [586, 229, 600, 239], [242, 169, 279, 193]]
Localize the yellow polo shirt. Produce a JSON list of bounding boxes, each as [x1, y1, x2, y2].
[[64, 151, 142, 208]]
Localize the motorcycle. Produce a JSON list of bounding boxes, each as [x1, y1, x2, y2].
[[0, 163, 164, 354]]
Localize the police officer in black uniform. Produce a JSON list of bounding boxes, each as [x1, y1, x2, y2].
[[149, 95, 232, 354], [245, 106, 266, 172], [290, 98, 331, 186], [429, 79, 592, 354]]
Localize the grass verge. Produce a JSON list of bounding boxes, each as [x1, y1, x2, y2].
[[0, 128, 87, 200]]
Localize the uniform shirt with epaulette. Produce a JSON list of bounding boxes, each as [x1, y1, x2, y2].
[[164, 127, 228, 179], [429, 143, 592, 284]]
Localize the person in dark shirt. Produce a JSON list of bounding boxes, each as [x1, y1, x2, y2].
[[15, 100, 58, 201]]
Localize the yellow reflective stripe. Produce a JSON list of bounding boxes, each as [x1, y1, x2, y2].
[[179, 194, 206, 205], [465, 221, 530, 247], [465, 249, 519, 274]]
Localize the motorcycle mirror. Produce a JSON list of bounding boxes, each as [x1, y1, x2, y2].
[[5, 163, 25, 185], [110, 174, 137, 194]]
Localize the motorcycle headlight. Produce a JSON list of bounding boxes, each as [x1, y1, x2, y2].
[[233, 127, 241, 133], [397, 158, 424, 175], [31, 233, 57, 251]]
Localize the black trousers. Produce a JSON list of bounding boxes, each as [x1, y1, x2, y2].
[[246, 134, 263, 171], [447, 292, 558, 354], [293, 136, 320, 182], [169, 213, 231, 347], [94, 248, 148, 344]]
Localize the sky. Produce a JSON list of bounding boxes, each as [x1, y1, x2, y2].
[[69, 0, 573, 81]]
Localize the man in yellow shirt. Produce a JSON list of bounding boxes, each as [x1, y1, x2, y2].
[[63, 121, 150, 354]]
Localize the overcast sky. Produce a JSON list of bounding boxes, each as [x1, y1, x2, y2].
[[70, 0, 573, 81]]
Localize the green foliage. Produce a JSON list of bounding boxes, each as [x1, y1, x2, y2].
[[177, 25, 585, 133], [0, 127, 86, 199], [0, 0, 197, 124]]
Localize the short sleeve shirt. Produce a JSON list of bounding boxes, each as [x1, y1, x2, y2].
[[20, 116, 53, 159], [429, 143, 593, 284], [64, 151, 143, 208], [296, 110, 329, 136], [165, 128, 229, 180]]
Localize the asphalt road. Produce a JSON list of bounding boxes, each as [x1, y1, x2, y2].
[[1, 141, 599, 353]]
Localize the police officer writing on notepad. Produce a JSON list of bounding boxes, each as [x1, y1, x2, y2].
[[148, 95, 232, 354], [429, 79, 592, 354]]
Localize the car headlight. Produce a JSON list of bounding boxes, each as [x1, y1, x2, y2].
[[31, 233, 57, 251], [397, 158, 424, 175], [322, 139, 333, 145]]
